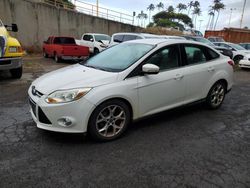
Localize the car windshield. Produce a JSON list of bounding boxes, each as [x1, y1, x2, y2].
[[229, 43, 246, 50], [194, 37, 215, 47], [94, 35, 110, 42], [81, 43, 154, 72]]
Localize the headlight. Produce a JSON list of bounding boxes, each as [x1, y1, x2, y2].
[[45, 88, 92, 104], [8, 46, 18, 53]]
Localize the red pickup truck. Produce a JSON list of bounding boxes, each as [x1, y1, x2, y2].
[[43, 36, 89, 62]]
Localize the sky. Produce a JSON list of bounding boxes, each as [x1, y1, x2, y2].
[[74, 0, 250, 34]]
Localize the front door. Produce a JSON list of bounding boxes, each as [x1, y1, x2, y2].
[[137, 45, 187, 117]]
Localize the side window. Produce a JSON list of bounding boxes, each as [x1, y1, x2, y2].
[[221, 43, 231, 49], [83, 35, 88, 40], [145, 45, 180, 71], [136, 36, 143, 39], [47, 37, 51, 44], [53, 37, 61, 44], [206, 48, 220, 60], [123, 35, 137, 42], [184, 45, 206, 65], [83, 35, 93, 41], [113, 35, 124, 43]]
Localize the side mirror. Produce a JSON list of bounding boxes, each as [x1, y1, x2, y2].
[[90, 38, 94, 42], [142, 64, 159, 75], [11, 24, 18, 32]]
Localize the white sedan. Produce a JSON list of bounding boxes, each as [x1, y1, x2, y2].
[[28, 39, 234, 141]]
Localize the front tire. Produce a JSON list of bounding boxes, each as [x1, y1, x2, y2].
[[93, 48, 99, 55], [88, 100, 131, 141], [206, 81, 226, 109], [10, 66, 22, 79], [43, 50, 48, 58]]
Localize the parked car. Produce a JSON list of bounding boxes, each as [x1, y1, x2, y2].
[[239, 43, 250, 50], [207, 36, 225, 43], [183, 29, 203, 37], [109, 33, 161, 46], [183, 36, 233, 59], [213, 42, 250, 64], [43, 36, 89, 62], [75, 33, 110, 55], [29, 39, 233, 141], [0, 19, 24, 78]]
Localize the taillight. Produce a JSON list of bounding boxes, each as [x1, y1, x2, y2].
[[228, 60, 234, 67]]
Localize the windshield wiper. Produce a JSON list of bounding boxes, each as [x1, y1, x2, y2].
[[84, 64, 108, 71]]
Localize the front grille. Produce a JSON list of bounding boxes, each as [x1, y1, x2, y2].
[[38, 107, 52, 124], [0, 60, 11, 65], [29, 97, 37, 117], [29, 97, 52, 124]]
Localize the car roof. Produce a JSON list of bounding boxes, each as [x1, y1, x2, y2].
[[124, 38, 211, 47], [112, 32, 158, 37], [84, 33, 109, 36]]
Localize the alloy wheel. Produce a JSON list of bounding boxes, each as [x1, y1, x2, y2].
[[95, 105, 126, 138]]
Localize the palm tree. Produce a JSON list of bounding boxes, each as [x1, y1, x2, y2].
[[187, 1, 194, 15], [147, 4, 155, 23], [209, 5, 216, 29], [156, 2, 164, 11], [193, 1, 200, 8], [138, 11, 148, 27], [167, 5, 175, 13], [213, 0, 225, 30], [177, 3, 187, 13], [144, 14, 148, 27], [206, 10, 214, 30], [192, 7, 201, 29]]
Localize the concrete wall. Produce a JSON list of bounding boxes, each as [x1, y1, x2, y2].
[[0, 0, 141, 52]]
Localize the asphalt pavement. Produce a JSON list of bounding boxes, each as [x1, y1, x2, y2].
[[0, 56, 249, 188]]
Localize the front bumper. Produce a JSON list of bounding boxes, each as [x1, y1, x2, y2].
[[0, 57, 22, 70], [239, 60, 250, 68], [28, 87, 96, 133]]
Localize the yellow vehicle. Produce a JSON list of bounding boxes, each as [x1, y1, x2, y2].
[[0, 19, 23, 78]]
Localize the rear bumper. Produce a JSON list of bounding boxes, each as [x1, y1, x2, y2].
[[0, 57, 22, 70], [61, 56, 88, 60]]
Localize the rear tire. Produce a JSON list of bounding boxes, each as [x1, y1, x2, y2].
[[10, 66, 22, 79], [88, 99, 131, 141], [206, 81, 226, 109], [54, 53, 61, 63]]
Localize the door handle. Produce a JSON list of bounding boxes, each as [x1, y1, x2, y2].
[[174, 74, 184, 80], [208, 67, 215, 72]]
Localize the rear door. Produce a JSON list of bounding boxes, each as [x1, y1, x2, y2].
[[180, 44, 220, 102], [137, 44, 187, 117]]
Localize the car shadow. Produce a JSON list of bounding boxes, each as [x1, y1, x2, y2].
[[39, 102, 207, 144]]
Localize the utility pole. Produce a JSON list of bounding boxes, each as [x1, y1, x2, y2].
[[228, 8, 236, 28], [96, 0, 99, 17], [240, 0, 246, 28]]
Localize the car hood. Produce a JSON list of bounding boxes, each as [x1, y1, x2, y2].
[[32, 64, 119, 94]]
